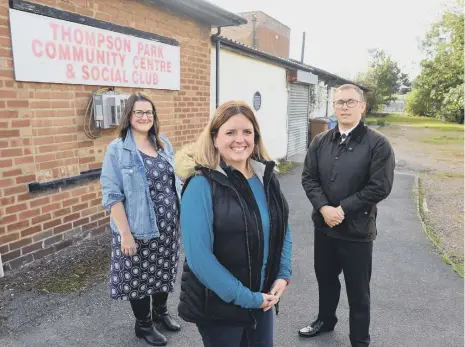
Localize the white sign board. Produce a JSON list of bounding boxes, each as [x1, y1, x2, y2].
[[9, 9, 181, 90], [296, 70, 318, 85]]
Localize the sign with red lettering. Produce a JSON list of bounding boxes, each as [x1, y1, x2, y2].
[[9, 9, 180, 90]]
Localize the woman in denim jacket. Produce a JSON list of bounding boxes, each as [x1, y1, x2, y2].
[[100, 93, 183, 346]]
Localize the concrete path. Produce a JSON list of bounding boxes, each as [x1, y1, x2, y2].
[[0, 165, 463, 347]]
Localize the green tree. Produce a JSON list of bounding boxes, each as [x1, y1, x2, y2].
[[355, 49, 409, 113], [441, 85, 464, 123], [405, 88, 429, 116], [406, 0, 464, 123]]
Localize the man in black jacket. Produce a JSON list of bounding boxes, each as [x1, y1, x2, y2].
[[299, 84, 395, 347]]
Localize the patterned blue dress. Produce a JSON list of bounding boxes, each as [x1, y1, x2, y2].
[[109, 151, 180, 300]]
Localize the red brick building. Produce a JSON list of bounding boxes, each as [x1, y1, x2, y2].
[[0, 0, 245, 272], [218, 11, 290, 58]]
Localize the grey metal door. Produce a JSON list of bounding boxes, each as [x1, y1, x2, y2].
[[287, 83, 310, 158]]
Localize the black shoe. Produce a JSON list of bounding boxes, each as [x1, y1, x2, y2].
[[152, 303, 181, 332], [135, 319, 168, 346], [298, 318, 335, 338]]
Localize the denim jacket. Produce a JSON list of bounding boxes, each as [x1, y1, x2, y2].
[[100, 129, 182, 239]]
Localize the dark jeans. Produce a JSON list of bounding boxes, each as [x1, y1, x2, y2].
[[130, 292, 169, 321], [314, 230, 373, 347], [196, 309, 273, 347]]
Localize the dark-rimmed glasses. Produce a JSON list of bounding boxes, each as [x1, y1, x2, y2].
[[333, 99, 363, 109], [133, 110, 154, 118]]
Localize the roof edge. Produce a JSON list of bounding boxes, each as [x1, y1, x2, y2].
[[212, 35, 368, 91], [149, 0, 247, 27], [212, 35, 316, 73]]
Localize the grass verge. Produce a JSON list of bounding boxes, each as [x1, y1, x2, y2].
[[422, 135, 463, 145], [365, 117, 388, 127], [417, 177, 464, 278], [365, 114, 464, 131], [433, 171, 465, 179]]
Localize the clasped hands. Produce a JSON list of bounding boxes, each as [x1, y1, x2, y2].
[[259, 279, 288, 312], [320, 205, 345, 228]]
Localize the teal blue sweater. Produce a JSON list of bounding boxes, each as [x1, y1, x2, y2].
[[180, 175, 292, 309]]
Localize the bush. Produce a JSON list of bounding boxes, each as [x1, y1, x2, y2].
[[405, 89, 430, 116], [441, 84, 464, 123], [368, 112, 389, 118]]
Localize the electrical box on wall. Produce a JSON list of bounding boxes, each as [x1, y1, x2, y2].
[[93, 92, 130, 129]]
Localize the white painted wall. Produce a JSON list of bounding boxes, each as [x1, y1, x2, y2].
[[211, 46, 289, 160]]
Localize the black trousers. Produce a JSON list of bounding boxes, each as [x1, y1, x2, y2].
[[314, 229, 372, 347], [130, 292, 169, 321]]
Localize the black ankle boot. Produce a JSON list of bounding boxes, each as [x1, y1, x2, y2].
[[152, 302, 181, 332], [135, 318, 167, 346]]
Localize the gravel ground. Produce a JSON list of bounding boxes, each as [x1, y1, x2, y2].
[[0, 232, 111, 335], [379, 125, 464, 269]]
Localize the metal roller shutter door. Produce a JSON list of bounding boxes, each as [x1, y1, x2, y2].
[[287, 83, 310, 158]]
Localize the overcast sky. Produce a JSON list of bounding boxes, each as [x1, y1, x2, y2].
[[209, 0, 452, 80]]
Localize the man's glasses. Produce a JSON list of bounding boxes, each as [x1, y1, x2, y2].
[[133, 110, 154, 118], [333, 99, 363, 109]]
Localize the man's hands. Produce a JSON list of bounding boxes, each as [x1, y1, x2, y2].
[[320, 205, 345, 228]]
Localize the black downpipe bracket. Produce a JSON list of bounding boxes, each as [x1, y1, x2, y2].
[[214, 27, 221, 108]]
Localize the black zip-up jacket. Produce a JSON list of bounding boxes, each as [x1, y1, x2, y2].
[[178, 160, 289, 327], [302, 121, 395, 241]]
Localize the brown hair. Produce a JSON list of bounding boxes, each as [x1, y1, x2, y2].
[[118, 93, 163, 150], [194, 100, 271, 170], [335, 84, 365, 101]]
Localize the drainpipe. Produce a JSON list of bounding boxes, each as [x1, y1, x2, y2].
[[213, 27, 221, 108], [325, 82, 331, 118], [0, 254, 4, 278], [252, 14, 257, 49], [301, 31, 306, 63]]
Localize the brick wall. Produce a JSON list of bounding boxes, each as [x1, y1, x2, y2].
[[0, 0, 211, 271], [256, 25, 290, 59], [219, 11, 290, 58]]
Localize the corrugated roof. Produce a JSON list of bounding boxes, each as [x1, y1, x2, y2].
[[212, 35, 368, 91]]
